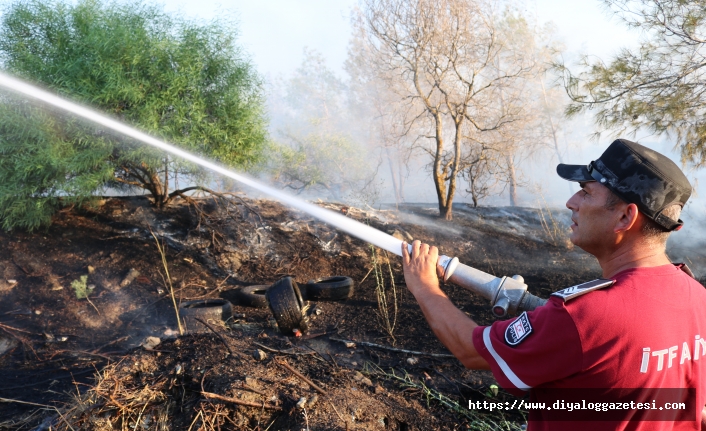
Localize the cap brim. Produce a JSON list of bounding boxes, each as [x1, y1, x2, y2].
[[556, 164, 594, 182]]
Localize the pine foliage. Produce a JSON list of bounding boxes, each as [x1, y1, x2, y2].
[[561, 0, 706, 165], [0, 0, 267, 230]]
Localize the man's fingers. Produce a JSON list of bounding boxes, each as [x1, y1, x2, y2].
[[429, 245, 439, 258], [411, 240, 421, 258], [401, 241, 410, 264]]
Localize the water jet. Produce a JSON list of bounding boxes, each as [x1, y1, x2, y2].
[[0, 72, 546, 316]]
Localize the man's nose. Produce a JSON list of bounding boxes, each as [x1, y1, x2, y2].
[[566, 191, 580, 211]]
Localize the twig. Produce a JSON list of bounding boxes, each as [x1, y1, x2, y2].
[[328, 401, 348, 430], [50, 350, 116, 361], [359, 266, 375, 285], [93, 336, 129, 353], [329, 337, 454, 358], [0, 322, 39, 335], [201, 391, 281, 410], [85, 296, 101, 316], [276, 360, 327, 395], [253, 342, 316, 356]]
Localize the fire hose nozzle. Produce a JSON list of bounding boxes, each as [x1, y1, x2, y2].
[[436, 255, 547, 317]]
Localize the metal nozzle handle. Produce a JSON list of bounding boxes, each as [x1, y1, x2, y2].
[[436, 255, 547, 315]]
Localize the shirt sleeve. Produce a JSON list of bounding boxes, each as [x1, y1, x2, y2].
[[472, 297, 583, 396]]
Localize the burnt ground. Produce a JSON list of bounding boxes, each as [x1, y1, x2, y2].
[[0, 196, 703, 430]]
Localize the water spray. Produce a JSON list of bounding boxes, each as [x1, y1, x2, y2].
[[0, 72, 546, 317]]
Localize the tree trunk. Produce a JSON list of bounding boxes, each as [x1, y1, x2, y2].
[[442, 118, 464, 221], [431, 113, 448, 217], [507, 155, 518, 207]]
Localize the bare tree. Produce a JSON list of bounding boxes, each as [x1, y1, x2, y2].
[[356, 0, 544, 219]]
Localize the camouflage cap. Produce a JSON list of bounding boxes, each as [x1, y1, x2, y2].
[[556, 139, 692, 231]]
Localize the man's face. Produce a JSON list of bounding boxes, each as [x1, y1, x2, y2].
[[565, 181, 623, 254]]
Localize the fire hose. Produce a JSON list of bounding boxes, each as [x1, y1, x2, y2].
[[434, 253, 547, 318]]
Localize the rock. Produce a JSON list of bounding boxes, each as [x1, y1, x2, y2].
[[87, 265, 95, 274], [0, 280, 15, 292], [308, 394, 318, 407], [34, 309, 42, 315], [406, 357, 419, 365], [141, 336, 161, 351], [120, 268, 140, 288], [353, 371, 373, 387], [344, 341, 356, 349], [374, 385, 385, 394], [296, 397, 307, 409], [314, 307, 323, 316], [253, 349, 267, 361]]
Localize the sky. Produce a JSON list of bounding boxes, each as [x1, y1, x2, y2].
[[163, 0, 642, 79]]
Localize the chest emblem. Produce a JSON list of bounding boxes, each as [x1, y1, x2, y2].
[[505, 311, 532, 346]]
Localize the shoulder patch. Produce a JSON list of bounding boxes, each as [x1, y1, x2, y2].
[[505, 311, 532, 346], [551, 279, 615, 302]]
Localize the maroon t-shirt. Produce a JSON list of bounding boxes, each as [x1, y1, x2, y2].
[[472, 264, 706, 430]]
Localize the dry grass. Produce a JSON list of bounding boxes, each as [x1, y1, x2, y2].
[[369, 245, 399, 343], [33, 363, 172, 431], [149, 229, 184, 336], [535, 191, 571, 248]]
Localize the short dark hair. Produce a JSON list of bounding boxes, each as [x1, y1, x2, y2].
[[603, 191, 680, 244]]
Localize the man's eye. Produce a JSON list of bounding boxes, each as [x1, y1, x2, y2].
[[580, 190, 588, 197]]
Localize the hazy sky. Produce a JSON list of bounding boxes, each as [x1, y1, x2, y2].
[[162, 0, 641, 79]]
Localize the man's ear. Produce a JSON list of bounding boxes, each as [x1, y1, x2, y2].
[[615, 203, 640, 233]]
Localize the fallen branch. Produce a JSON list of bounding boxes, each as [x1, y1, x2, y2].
[[201, 391, 280, 410], [329, 337, 454, 358], [276, 360, 327, 395], [253, 342, 316, 356]]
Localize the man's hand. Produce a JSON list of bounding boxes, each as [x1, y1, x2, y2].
[[401, 240, 441, 300], [401, 240, 489, 370]]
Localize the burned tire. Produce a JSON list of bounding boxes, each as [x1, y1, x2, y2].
[[178, 299, 233, 333], [235, 285, 269, 308], [305, 276, 354, 301], [266, 277, 309, 335]]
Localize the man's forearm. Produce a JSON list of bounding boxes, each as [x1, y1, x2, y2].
[[413, 287, 490, 370]]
